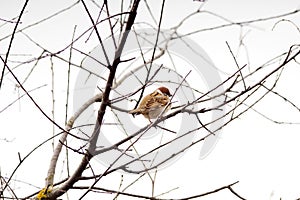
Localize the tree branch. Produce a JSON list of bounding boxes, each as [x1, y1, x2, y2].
[[43, 1, 141, 199]]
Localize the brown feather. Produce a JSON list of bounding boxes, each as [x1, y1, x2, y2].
[[128, 87, 171, 120]]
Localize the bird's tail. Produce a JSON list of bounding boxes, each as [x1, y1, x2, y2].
[[128, 109, 140, 116]]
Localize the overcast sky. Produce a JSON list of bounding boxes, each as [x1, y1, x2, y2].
[[1, 0, 300, 199]]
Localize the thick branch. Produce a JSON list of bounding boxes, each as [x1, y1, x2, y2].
[[45, 93, 102, 187], [44, 0, 141, 199]]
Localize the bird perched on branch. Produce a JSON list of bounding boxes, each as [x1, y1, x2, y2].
[[129, 87, 172, 122]]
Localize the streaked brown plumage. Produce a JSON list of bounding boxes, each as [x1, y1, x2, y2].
[[129, 87, 172, 122]]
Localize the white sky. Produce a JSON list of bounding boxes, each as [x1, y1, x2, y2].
[[1, 0, 300, 199]]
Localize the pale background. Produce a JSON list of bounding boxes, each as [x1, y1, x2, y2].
[[1, 0, 300, 199]]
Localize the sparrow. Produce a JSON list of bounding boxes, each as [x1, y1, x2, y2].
[[129, 87, 172, 122]]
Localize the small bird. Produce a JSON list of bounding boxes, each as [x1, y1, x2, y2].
[[129, 87, 172, 122]]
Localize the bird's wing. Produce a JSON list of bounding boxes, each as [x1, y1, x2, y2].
[[144, 94, 169, 111]]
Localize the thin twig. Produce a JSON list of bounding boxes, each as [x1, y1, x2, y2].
[[80, 0, 110, 67], [226, 41, 247, 90], [0, 0, 29, 89], [0, 84, 47, 113]]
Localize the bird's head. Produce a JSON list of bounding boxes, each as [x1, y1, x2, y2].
[[157, 86, 172, 97]]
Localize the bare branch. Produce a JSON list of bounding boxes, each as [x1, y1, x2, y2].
[[0, 0, 29, 89], [44, 1, 142, 199]]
